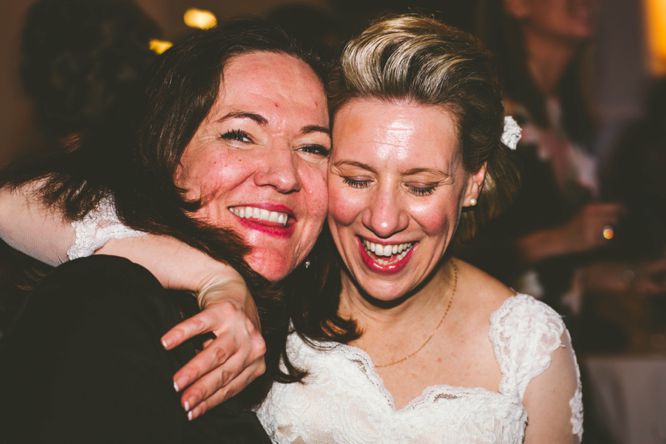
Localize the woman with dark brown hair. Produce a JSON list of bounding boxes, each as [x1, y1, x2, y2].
[[0, 19, 330, 443]]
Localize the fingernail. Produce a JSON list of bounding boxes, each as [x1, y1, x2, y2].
[[173, 381, 180, 392], [161, 338, 170, 349], [187, 410, 194, 421], [184, 400, 191, 411]]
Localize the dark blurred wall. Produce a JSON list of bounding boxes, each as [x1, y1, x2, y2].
[[0, 0, 331, 168], [595, 0, 648, 164], [0, 0, 654, 169], [0, 0, 38, 167]]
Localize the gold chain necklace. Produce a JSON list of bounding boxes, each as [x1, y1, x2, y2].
[[375, 260, 458, 369]]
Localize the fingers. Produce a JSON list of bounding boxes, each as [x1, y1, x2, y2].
[[571, 202, 624, 249], [580, 202, 624, 226], [174, 331, 265, 397], [633, 259, 666, 296], [161, 312, 210, 351], [160, 297, 267, 419], [183, 355, 266, 421], [643, 258, 666, 274], [161, 299, 248, 350], [173, 332, 237, 392]]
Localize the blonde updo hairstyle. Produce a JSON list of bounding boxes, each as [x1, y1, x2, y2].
[[328, 14, 519, 241]]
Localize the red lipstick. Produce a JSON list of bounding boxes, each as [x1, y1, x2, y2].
[[357, 237, 415, 274], [229, 204, 295, 238]]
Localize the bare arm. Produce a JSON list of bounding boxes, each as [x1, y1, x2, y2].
[[0, 183, 264, 417], [515, 202, 624, 265], [523, 332, 582, 443], [0, 183, 72, 265], [0, 183, 245, 293]]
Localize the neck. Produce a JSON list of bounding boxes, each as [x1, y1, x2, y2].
[[522, 26, 579, 95], [338, 259, 456, 333]]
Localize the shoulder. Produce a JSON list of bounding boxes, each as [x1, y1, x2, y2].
[[448, 259, 513, 350], [43, 255, 165, 305], [489, 292, 573, 399], [491, 293, 565, 337], [455, 259, 514, 304], [490, 292, 566, 350], [453, 259, 514, 323], [453, 258, 562, 332]]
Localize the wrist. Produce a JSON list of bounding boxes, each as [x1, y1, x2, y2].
[[197, 277, 261, 331], [197, 276, 249, 308]]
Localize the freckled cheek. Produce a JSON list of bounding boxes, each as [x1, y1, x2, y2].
[[302, 167, 328, 217], [193, 168, 230, 203]]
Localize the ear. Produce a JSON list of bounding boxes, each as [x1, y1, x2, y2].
[[174, 161, 185, 187], [503, 0, 531, 20], [173, 161, 201, 201], [462, 162, 487, 208]]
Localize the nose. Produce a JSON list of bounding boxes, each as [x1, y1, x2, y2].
[[362, 183, 409, 238], [254, 147, 301, 193]]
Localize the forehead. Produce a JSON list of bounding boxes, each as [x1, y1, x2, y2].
[[332, 98, 460, 164], [211, 52, 328, 122]]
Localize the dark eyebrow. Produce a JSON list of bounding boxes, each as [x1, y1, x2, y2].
[[217, 113, 329, 136], [302, 125, 330, 136], [218, 111, 268, 125]]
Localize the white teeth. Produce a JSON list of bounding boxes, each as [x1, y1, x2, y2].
[[229, 206, 289, 226], [362, 239, 414, 257]]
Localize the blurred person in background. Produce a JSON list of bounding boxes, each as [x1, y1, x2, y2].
[[461, 0, 666, 326], [590, 78, 666, 352], [0, 0, 160, 344], [18, 0, 159, 156]]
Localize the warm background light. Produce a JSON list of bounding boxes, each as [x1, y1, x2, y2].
[[149, 39, 173, 55], [645, 0, 666, 75], [183, 8, 217, 30]]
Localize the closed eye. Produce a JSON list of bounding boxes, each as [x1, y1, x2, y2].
[[406, 183, 438, 196], [342, 177, 372, 189]]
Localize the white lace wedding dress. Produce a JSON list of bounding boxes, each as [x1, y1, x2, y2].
[[256, 294, 583, 444]]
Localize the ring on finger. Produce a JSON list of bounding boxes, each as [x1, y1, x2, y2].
[[602, 224, 615, 241]]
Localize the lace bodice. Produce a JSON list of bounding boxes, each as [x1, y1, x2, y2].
[[256, 294, 583, 443]]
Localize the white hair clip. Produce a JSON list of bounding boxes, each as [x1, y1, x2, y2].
[[501, 116, 522, 150]]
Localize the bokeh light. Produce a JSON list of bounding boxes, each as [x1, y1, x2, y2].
[[645, 0, 666, 75], [183, 8, 217, 30], [149, 39, 173, 55]]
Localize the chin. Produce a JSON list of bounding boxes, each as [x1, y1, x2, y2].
[[356, 280, 414, 306], [246, 253, 295, 282]]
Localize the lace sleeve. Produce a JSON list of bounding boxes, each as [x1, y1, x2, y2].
[[491, 294, 583, 440], [67, 197, 145, 260]]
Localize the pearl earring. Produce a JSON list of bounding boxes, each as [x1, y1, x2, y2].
[[469, 198, 477, 206]]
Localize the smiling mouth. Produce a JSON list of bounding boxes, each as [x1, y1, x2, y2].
[[362, 238, 415, 266], [228, 206, 290, 226]]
